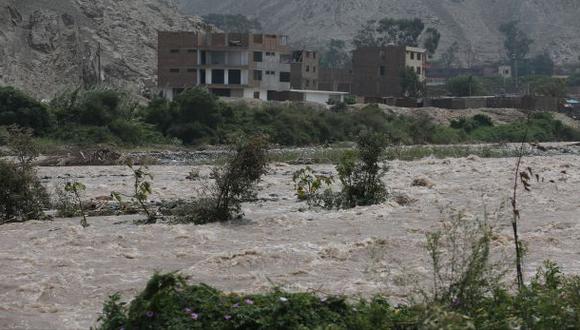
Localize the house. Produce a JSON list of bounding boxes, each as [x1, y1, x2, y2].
[[318, 68, 353, 93], [290, 50, 320, 90], [352, 45, 427, 98], [157, 32, 291, 101]]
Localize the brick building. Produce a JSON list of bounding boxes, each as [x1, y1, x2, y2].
[[157, 32, 291, 101], [352, 45, 426, 98], [290, 50, 319, 90]]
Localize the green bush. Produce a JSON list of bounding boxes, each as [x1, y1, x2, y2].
[[0, 86, 53, 134], [172, 135, 269, 224], [49, 88, 160, 146], [96, 262, 580, 330], [447, 76, 485, 97], [336, 133, 388, 208]]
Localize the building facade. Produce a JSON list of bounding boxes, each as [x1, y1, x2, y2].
[[158, 32, 291, 101], [290, 50, 320, 90], [352, 45, 426, 98]]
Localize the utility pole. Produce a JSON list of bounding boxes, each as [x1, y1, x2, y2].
[[97, 42, 102, 83]]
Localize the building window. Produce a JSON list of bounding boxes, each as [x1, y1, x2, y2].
[[265, 52, 275, 56], [305, 79, 310, 87], [410, 52, 415, 60], [313, 66, 316, 73], [229, 69, 241, 84], [306, 65, 310, 72], [417, 53, 422, 60], [253, 34, 263, 44], [170, 49, 179, 53], [313, 80, 317, 88], [280, 72, 290, 82], [212, 69, 225, 84], [253, 70, 263, 81], [169, 68, 180, 73], [200, 69, 206, 84], [187, 68, 196, 73], [306, 51, 311, 58], [187, 49, 196, 53], [253, 91, 260, 99], [379, 66, 385, 76], [313, 52, 317, 59], [253, 51, 263, 62], [416, 67, 421, 75]]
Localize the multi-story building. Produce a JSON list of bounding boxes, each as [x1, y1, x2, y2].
[[352, 45, 427, 98], [290, 50, 319, 90], [158, 32, 291, 101]]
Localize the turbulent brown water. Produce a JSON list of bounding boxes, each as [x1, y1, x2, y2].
[[2, 155, 580, 329]]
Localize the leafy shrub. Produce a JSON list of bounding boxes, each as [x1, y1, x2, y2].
[[447, 76, 485, 97], [0, 127, 49, 224], [174, 135, 269, 224], [450, 114, 494, 133], [49, 88, 161, 145], [112, 161, 156, 224], [96, 262, 580, 329], [336, 133, 388, 208], [292, 166, 334, 208], [0, 86, 53, 134], [0, 160, 49, 224], [95, 272, 419, 330], [144, 88, 223, 144]]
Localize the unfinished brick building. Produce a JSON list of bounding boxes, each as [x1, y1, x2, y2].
[[352, 45, 426, 98], [290, 50, 319, 90], [158, 32, 291, 101]]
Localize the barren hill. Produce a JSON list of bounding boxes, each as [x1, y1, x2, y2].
[[179, 0, 580, 65], [0, 0, 212, 98]]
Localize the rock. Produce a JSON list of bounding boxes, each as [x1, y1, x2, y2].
[[466, 155, 481, 161], [412, 177, 435, 189], [392, 193, 416, 206]]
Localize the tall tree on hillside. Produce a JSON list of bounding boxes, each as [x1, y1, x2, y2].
[[423, 27, 441, 58], [353, 20, 382, 48], [320, 39, 351, 69], [499, 21, 533, 61], [353, 18, 440, 55], [202, 14, 262, 33], [440, 41, 460, 69], [377, 18, 425, 46]]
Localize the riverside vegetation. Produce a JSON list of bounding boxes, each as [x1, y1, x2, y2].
[[1, 86, 580, 148]]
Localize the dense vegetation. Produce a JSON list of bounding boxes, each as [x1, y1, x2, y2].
[[1, 86, 579, 148]]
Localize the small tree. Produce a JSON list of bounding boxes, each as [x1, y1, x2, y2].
[[0, 128, 48, 223], [337, 133, 388, 208], [447, 75, 484, 97], [292, 167, 334, 208], [65, 182, 89, 228], [112, 160, 156, 224], [423, 27, 441, 57], [400, 67, 424, 97]]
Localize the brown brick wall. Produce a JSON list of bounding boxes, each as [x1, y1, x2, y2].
[[352, 46, 405, 98], [158, 32, 198, 88]]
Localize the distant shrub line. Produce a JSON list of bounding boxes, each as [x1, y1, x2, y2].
[[1, 86, 579, 148]]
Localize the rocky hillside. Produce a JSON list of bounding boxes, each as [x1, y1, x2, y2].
[[0, 0, 212, 99], [179, 0, 580, 66]]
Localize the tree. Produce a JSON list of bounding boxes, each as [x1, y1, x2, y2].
[[377, 18, 425, 46], [0, 86, 52, 135], [440, 42, 460, 69], [423, 27, 441, 57], [320, 39, 351, 69], [353, 20, 381, 48], [400, 67, 424, 97], [527, 76, 567, 97], [499, 21, 533, 61], [529, 53, 554, 76], [447, 76, 484, 97], [202, 14, 262, 33], [353, 18, 429, 48]]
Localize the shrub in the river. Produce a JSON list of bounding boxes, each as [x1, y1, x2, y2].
[[0, 128, 48, 223], [173, 135, 269, 224], [111, 160, 156, 224], [292, 166, 334, 208], [336, 133, 388, 208]]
